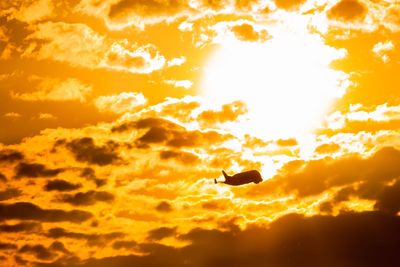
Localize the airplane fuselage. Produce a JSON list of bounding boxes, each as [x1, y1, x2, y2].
[[219, 170, 263, 186]]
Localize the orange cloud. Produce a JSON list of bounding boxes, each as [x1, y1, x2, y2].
[[274, 0, 306, 11], [1, 0, 54, 23], [230, 23, 270, 42], [23, 22, 169, 74], [327, 0, 367, 22], [95, 92, 147, 114], [11, 77, 92, 102]]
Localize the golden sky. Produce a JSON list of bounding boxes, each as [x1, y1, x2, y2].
[[1, 0, 400, 266]]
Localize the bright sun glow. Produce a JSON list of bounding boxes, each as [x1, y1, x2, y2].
[[202, 20, 349, 139]]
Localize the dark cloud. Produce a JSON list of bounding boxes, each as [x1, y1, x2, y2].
[[138, 127, 169, 144], [65, 137, 120, 166], [44, 179, 81, 192], [0, 150, 24, 162], [60, 190, 114, 206], [18, 241, 71, 262], [111, 117, 182, 133], [112, 240, 137, 250], [0, 172, 6, 182], [19, 244, 56, 260], [15, 162, 64, 178], [0, 202, 92, 223], [0, 187, 22, 201], [160, 150, 199, 164], [155, 201, 173, 213], [39, 211, 400, 267], [258, 147, 400, 197], [274, 0, 306, 10], [374, 180, 400, 215], [328, 0, 367, 21], [147, 226, 177, 241], [0, 242, 17, 250], [112, 117, 231, 149], [80, 167, 106, 187], [49, 241, 70, 255], [48, 227, 124, 247], [0, 222, 41, 233], [93, 178, 107, 187], [319, 179, 400, 215], [80, 167, 96, 179]]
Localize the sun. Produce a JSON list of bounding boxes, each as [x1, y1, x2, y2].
[[201, 20, 349, 139]]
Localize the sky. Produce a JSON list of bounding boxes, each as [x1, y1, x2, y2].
[[1, 0, 400, 266]]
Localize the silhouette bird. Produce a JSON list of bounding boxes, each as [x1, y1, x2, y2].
[[215, 170, 263, 186]]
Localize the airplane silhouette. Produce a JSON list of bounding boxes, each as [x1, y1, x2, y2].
[[215, 170, 263, 186]]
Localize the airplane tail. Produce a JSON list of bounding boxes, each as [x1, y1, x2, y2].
[[222, 170, 229, 180]]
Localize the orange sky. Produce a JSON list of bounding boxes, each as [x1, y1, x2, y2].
[[1, 0, 400, 266]]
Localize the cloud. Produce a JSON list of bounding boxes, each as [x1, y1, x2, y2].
[[373, 180, 400, 215], [112, 240, 137, 250], [197, 101, 247, 126], [274, 0, 306, 10], [372, 41, 394, 63], [260, 147, 400, 198], [0, 222, 42, 233], [38, 113, 57, 120], [103, 41, 166, 74], [147, 226, 177, 241], [79, 167, 107, 187], [112, 116, 232, 148], [3, 112, 22, 118], [327, 0, 367, 22], [383, 6, 400, 32], [23, 22, 168, 74], [314, 143, 341, 154], [2, 0, 54, 23], [0, 242, 18, 250], [18, 243, 61, 260], [163, 80, 193, 89], [0, 188, 22, 201], [155, 201, 173, 213], [0, 173, 6, 182], [160, 150, 199, 164], [15, 162, 64, 178], [48, 227, 124, 246], [95, 92, 147, 114], [23, 22, 105, 67], [139, 126, 230, 148], [64, 137, 121, 166], [0, 150, 24, 162], [75, 0, 272, 30], [0, 202, 92, 223], [106, 0, 191, 29], [11, 77, 92, 102], [231, 23, 269, 42], [276, 138, 298, 147], [44, 179, 81, 192], [38, 211, 400, 267], [167, 56, 186, 67], [321, 104, 400, 135], [60, 190, 114, 206]]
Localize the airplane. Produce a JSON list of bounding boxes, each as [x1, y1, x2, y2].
[[214, 170, 263, 186]]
